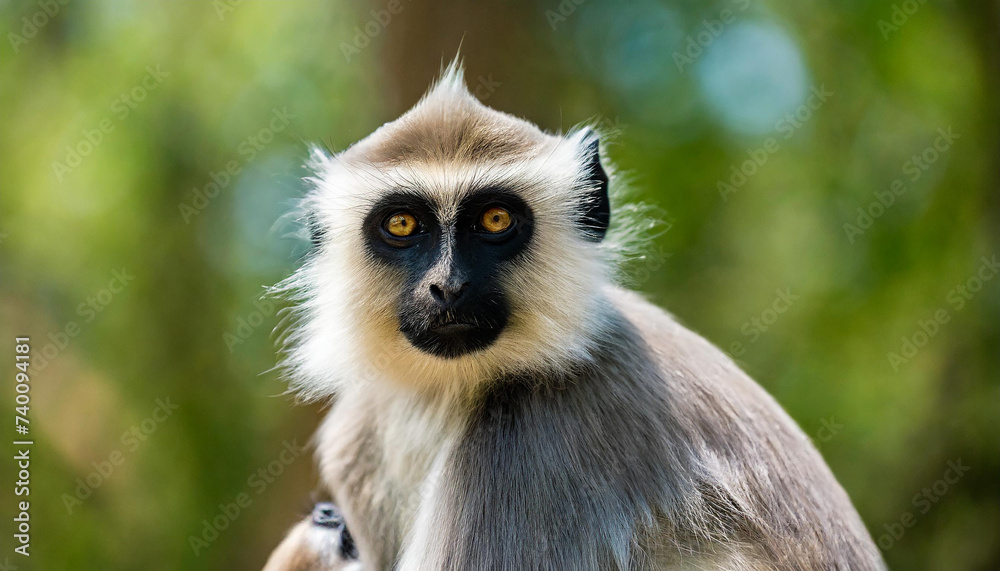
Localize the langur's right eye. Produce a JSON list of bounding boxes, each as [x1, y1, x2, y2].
[[383, 211, 419, 238]]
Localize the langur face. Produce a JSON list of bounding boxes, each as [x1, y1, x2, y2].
[[282, 65, 617, 393], [362, 189, 534, 358]]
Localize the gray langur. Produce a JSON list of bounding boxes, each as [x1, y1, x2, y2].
[[266, 61, 885, 570]]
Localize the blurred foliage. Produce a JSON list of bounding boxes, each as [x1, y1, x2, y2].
[[0, 0, 998, 569]]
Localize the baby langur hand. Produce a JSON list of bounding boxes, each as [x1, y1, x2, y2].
[[263, 502, 360, 571]]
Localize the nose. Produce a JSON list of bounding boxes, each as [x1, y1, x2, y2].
[[429, 281, 469, 306]]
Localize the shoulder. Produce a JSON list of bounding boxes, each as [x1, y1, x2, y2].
[[603, 284, 785, 419]]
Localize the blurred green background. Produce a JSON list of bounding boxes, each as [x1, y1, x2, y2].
[[1, 0, 998, 568]]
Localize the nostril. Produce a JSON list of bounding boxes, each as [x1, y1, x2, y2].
[[429, 282, 469, 304], [429, 284, 445, 302]]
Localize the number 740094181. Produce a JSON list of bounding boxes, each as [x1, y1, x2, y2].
[[14, 337, 30, 433]]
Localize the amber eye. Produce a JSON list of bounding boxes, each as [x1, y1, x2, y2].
[[480, 207, 512, 233], [384, 212, 418, 237]]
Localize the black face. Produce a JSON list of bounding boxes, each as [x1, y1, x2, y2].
[[343, 136, 610, 359], [363, 189, 535, 359]]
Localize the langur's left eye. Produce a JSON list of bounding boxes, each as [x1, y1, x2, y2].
[[479, 207, 513, 233]]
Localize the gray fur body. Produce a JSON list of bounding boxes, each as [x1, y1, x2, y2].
[[316, 288, 884, 570]]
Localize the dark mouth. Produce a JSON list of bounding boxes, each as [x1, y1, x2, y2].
[[430, 322, 477, 335], [401, 313, 505, 359], [428, 312, 480, 333]]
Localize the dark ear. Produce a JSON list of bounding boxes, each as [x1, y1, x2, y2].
[[307, 212, 326, 249], [580, 137, 610, 241]]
